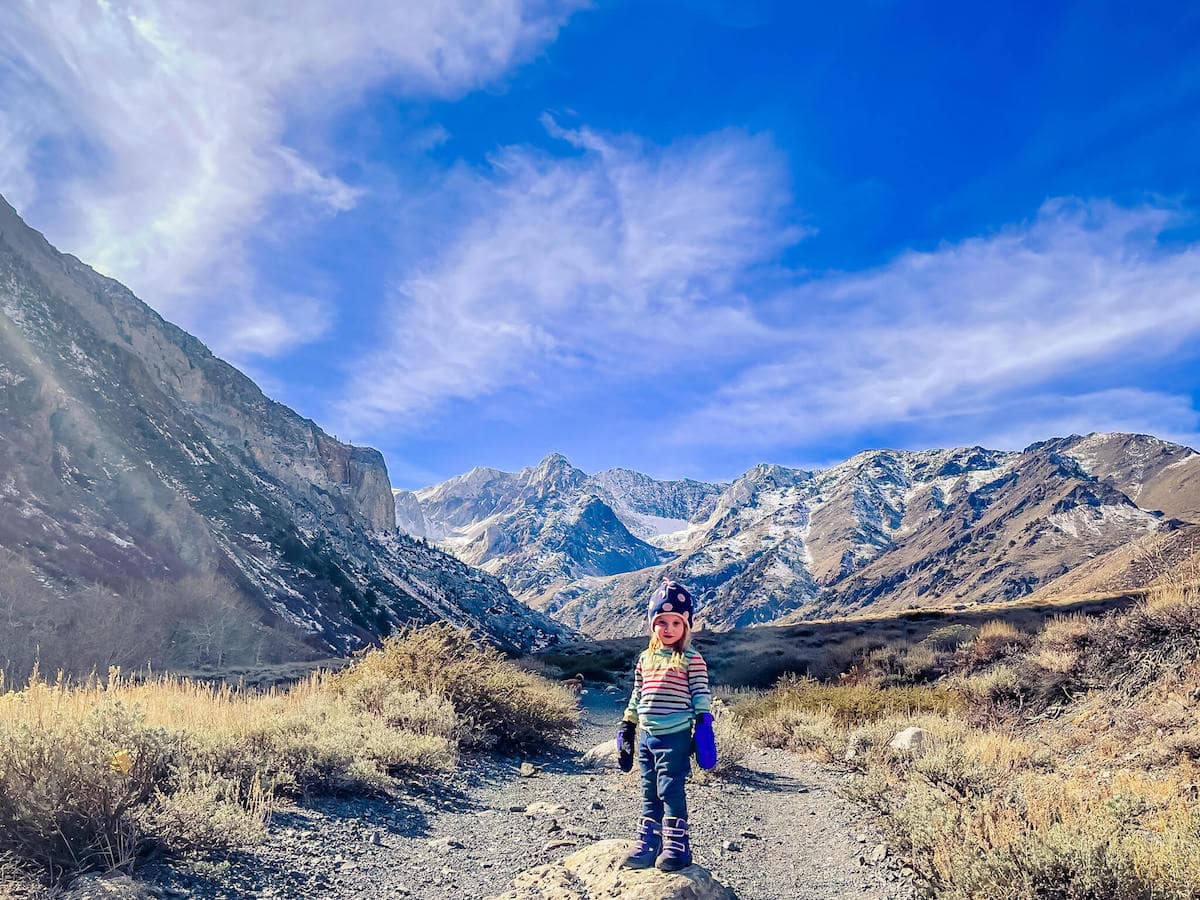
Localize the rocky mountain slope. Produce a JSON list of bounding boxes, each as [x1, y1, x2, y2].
[[402, 437, 1198, 638], [408, 454, 694, 599], [0, 194, 564, 659]]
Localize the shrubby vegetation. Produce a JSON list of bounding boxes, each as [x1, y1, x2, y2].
[[0, 626, 578, 888], [732, 575, 1200, 899]]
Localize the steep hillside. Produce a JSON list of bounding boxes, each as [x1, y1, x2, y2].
[[0, 194, 564, 663]]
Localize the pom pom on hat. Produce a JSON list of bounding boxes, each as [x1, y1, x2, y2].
[[648, 579, 693, 626]]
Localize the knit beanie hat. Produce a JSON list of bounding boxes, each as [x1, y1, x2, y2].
[[648, 580, 693, 627]]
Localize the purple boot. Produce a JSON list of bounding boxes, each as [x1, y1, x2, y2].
[[623, 816, 662, 869], [656, 816, 692, 871]]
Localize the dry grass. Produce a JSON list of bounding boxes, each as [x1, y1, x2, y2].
[[731, 578, 1200, 899], [0, 625, 579, 888], [333, 624, 578, 751], [736, 673, 964, 734]]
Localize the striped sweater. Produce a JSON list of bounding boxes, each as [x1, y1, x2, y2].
[[622, 646, 712, 735]]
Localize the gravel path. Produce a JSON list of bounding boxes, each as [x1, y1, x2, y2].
[[144, 691, 916, 899]]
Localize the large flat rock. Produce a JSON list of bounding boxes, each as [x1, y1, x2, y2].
[[489, 839, 737, 899]]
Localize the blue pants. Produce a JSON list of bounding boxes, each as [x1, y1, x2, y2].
[[638, 727, 691, 821]]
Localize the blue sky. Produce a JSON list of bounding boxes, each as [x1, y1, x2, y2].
[[3, 1, 1200, 487]]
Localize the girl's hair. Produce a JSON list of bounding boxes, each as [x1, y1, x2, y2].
[[647, 617, 691, 668]]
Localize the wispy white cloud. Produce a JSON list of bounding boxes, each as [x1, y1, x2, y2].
[[0, 0, 578, 357], [962, 389, 1200, 452], [344, 119, 801, 428], [679, 199, 1200, 450]]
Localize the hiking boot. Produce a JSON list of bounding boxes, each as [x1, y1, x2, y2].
[[623, 816, 661, 869], [656, 815, 692, 871]]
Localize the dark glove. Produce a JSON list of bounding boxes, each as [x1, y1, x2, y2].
[[693, 713, 717, 770], [616, 721, 637, 772]]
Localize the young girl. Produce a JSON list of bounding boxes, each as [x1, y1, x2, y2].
[[615, 579, 716, 871]]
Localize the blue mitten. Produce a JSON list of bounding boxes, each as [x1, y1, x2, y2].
[[693, 713, 717, 770], [616, 721, 637, 772]]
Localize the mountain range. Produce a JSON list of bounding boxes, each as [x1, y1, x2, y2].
[[0, 194, 565, 667], [398, 434, 1200, 638]]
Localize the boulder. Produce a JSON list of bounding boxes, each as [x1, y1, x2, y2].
[[489, 839, 737, 899], [581, 740, 620, 769], [887, 727, 930, 755]]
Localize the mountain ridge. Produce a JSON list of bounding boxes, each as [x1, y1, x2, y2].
[[398, 435, 1199, 637]]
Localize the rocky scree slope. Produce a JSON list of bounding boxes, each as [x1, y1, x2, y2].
[[401, 436, 1198, 638], [0, 194, 563, 656]]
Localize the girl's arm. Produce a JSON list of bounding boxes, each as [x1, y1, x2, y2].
[[623, 654, 643, 724], [688, 652, 712, 714]]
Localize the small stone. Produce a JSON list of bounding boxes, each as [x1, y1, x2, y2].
[[888, 726, 930, 756], [508, 804, 527, 813], [856, 834, 867, 843], [722, 840, 741, 852], [739, 830, 760, 839], [428, 837, 465, 851], [902, 867, 914, 877], [520, 762, 538, 777], [526, 801, 569, 817], [589, 800, 604, 810], [871, 843, 888, 863], [371, 830, 383, 846]]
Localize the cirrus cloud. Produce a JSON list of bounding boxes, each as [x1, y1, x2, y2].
[[343, 118, 803, 429], [0, 0, 579, 358], [678, 198, 1200, 451]]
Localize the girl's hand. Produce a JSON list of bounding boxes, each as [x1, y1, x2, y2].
[[616, 721, 637, 772], [693, 713, 717, 770]]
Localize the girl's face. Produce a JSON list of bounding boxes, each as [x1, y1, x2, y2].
[[652, 613, 687, 647]]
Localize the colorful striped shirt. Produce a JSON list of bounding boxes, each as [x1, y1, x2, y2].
[[622, 647, 712, 735]]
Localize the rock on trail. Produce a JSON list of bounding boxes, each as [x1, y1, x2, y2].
[[489, 840, 736, 899]]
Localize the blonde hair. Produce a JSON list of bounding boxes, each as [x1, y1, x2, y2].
[[647, 618, 691, 668]]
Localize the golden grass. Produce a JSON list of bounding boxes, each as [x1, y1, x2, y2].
[[732, 580, 1200, 898], [737, 673, 964, 732], [0, 626, 580, 888]]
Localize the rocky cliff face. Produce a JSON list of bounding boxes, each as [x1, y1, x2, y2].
[[403, 436, 1197, 638], [0, 194, 565, 657]]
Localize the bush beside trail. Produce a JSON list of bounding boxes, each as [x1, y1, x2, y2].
[[730, 578, 1200, 899], [0, 626, 579, 888]]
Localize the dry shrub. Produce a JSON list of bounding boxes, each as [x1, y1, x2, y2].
[[739, 674, 964, 730], [0, 647, 476, 887], [967, 619, 1033, 665], [1080, 589, 1200, 695], [890, 766, 1200, 900], [740, 707, 841, 758], [921, 624, 979, 651], [133, 772, 271, 853], [334, 624, 578, 751], [0, 689, 173, 882], [1040, 612, 1091, 649], [336, 670, 460, 740]]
